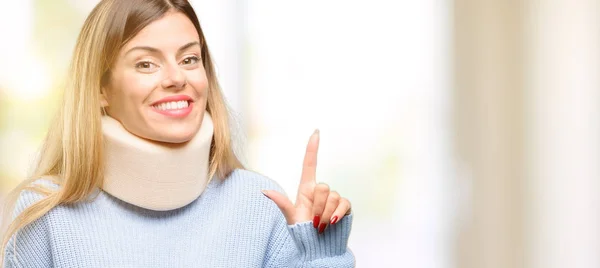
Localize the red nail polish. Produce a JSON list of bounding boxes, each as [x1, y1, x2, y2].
[[330, 216, 338, 225], [313, 215, 320, 228], [318, 223, 326, 234]]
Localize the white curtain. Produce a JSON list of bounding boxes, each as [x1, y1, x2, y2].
[[526, 0, 600, 267]]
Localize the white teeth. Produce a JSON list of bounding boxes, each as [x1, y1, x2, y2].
[[153, 100, 189, 111]]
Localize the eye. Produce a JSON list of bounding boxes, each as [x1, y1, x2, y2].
[[135, 61, 157, 70], [181, 56, 200, 65]]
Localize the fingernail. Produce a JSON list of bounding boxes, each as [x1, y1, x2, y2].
[[261, 190, 270, 199], [318, 223, 327, 234], [330, 216, 338, 225], [313, 129, 320, 135], [313, 215, 320, 228]]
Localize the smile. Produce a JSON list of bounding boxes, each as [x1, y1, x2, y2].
[[152, 100, 189, 111], [150, 95, 194, 118]]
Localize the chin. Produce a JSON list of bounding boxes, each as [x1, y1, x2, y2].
[[143, 115, 203, 144], [157, 131, 197, 144]]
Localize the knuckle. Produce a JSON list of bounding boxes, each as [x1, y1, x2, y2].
[[316, 183, 330, 192], [327, 196, 339, 206], [329, 191, 341, 200]]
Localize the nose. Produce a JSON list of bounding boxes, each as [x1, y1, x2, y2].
[[161, 63, 186, 90]]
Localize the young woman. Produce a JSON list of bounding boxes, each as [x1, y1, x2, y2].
[[0, 0, 354, 267]]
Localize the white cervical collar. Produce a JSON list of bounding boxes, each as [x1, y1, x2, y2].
[[100, 112, 213, 211]]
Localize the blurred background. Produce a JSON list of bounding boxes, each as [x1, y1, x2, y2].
[[0, 0, 598, 267]]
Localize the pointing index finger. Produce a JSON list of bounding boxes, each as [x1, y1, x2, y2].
[[300, 129, 320, 186]]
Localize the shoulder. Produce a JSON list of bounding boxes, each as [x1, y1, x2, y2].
[[10, 176, 60, 220], [3, 177, 58, 267]]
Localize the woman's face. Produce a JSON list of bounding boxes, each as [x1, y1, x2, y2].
[[102, 11, 208, 144]]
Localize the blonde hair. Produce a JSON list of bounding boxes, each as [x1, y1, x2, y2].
[[1, 0, 243, 263]]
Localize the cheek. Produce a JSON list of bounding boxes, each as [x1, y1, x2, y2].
[[186, 70, 209, 93], [113, 72, 161, 105]]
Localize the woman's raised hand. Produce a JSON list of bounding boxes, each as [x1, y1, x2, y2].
[[262, 130, 352, 234]]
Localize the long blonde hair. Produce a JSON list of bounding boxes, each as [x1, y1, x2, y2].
[[1, 0, 243, 263]]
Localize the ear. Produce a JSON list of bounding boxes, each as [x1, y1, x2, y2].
[[100, 87, 109, 107]]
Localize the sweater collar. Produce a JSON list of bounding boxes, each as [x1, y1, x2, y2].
[[100, 112, 213, 211]]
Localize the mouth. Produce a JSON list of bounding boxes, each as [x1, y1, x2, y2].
[[151, 100, 192, 111], [150, 95, 194, 118]]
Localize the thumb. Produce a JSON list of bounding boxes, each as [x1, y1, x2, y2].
[[262, 190, 295, 224]]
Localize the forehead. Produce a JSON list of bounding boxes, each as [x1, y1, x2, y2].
[[122, 11, 200, 52]]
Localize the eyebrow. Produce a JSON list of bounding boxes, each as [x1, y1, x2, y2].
[[125, 41, 201, 56]]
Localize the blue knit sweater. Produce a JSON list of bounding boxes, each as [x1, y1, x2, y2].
[[3, 169, 355, 267]]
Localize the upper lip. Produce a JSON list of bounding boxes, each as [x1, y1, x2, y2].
[[150, 95, 193, 106]]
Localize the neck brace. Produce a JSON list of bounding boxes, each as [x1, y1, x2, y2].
[[100, 112, 213, 211]]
